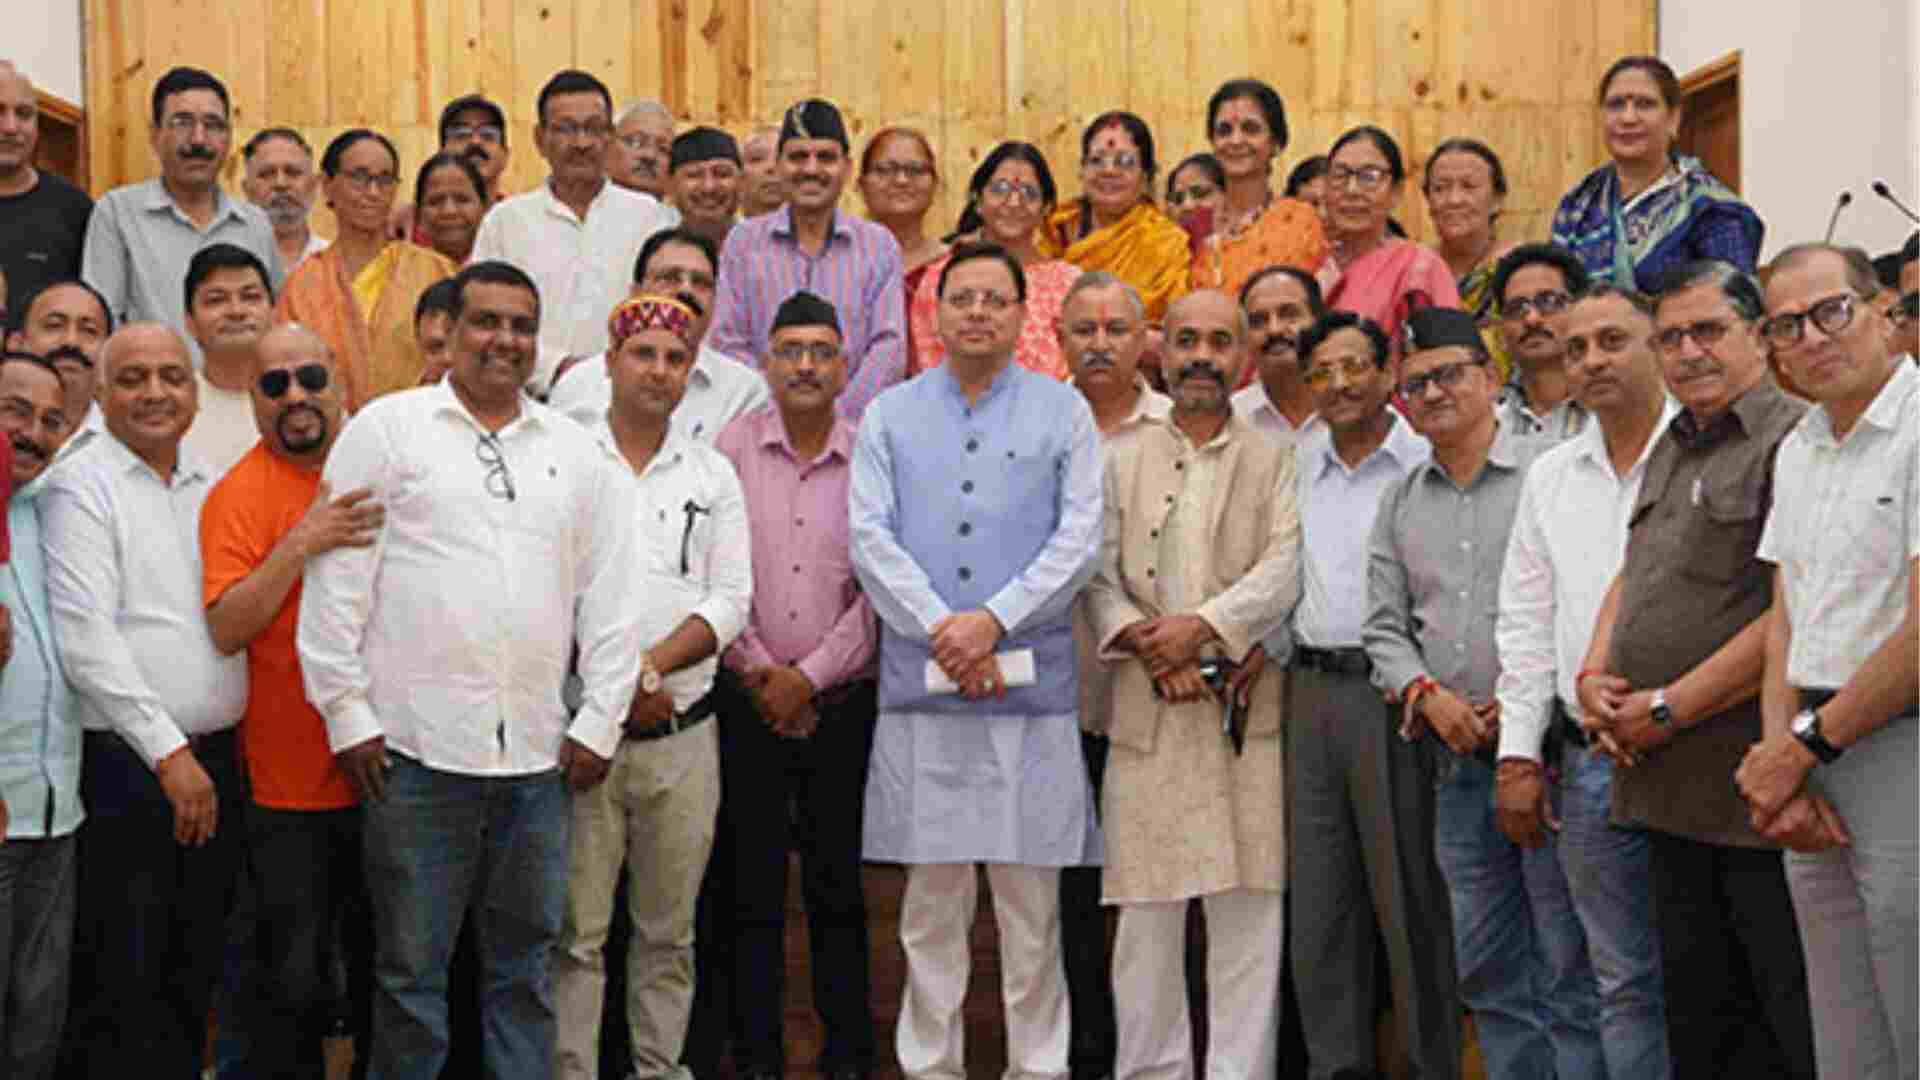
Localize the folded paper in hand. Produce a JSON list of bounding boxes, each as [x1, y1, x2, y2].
[[925, 648, 1038, 695]]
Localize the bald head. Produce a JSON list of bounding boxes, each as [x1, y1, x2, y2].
[[0, 60, 39, 181], [100, 322, 197, 465], [1163, 290, 1248, 413], [252, 322, 345, 462], [1166, 289, 1248, 341]]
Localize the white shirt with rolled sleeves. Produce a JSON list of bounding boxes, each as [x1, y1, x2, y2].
[[551, 343, 770, 444], [1757, 360, 1919, 689], [468, 180, 677, 395], [41, 434, 247, 769], [296, 380, 643, 774], [1495, 397, 1679, 762], [592, 420, 752, 710]]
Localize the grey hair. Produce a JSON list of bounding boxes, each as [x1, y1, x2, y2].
[[614, 99, 674, 127], [1061, 271, 1145, 321]]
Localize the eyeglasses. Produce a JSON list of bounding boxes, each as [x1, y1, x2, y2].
[[1653, 318, 1736, 354], [983, 179, 1043, 204], [475, 431, 516, 502], [445, 124, 504, 145], [1503, 289, 1571, 321], [1302, 355, 1380, 387], [1327, 164, 1393, 192], [1563, 326, 1641, 363], [867, 161, 932, 181], [163, 113, 230, 136], [618, 133, 671, 154], [1081, 151, 1140, 173], [645, 268, 717, 292], [547, 120, 611, 142], [942, 289, 1017, 312], [338, 169, 400, 193], [1400, 358, 1485, 399], [1758, 293, 1859, 350], [769, 341, 841, 364], [257, 363, 330, 399]]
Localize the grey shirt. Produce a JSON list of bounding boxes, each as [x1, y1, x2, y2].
[[1364, 421, 1550, 702], [81, 178, 281, 343], [1497, 380, 1588, 443]]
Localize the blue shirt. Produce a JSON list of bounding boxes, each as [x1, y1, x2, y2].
[[851, 363, 1104, 715], [0, 495, 82, 839]]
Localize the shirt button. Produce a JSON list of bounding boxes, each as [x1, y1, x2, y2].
[[795, 517, 804, 527], [958, 522, 972, 536], [958, 567, 972, 581], [962, 481, 974, 494], [1175, 460, 1185, 471], [1150, 528, 1159, 539], [789, 610, 798, 619], [1146, 567, 1156, 578], [793, 564, 802, 573]]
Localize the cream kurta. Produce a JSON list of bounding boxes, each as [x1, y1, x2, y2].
[[1086, 415, 1301, 903]]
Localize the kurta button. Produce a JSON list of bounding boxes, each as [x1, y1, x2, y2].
[[1150, 528, 1159, 538], [962, 481, 974, 493], [958, 522, 972, 536], [966, 438, 979, 452], [1146, 567, 1156, 578], [958, 566, 972, 581], [1175, 461, 1184, 471]]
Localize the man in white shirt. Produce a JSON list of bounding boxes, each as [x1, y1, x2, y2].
[[6, 278, 110, 457], [548, 227, 767, 442], [470, 70, 677, 397], [181, 243, 272, 479], [297, 261, 643, 1080], [553, 294, 750, 1080], [1494, 284, 1675, 1076], [1739, 244, 1918, 1080], [1231, 265, 1323, 447], [41, 321, 248, 1078], [1283, 312, 1457, 1080]]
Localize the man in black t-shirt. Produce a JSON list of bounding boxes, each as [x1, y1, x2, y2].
[[0, 62, 93, 313]]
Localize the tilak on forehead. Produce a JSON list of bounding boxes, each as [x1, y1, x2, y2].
[[608, 294, 697, 348]]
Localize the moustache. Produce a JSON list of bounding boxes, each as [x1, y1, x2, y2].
[[1258, 334, 1298, 357], [276, 402, 329, 450], [10, 433, 46, 465], [1520, 326, 1554, 344], [673, 291, 705, 317], [461, 145, 491, 164], [45, 344, 90, 368], [784, 375, 824, 390], [180, 145, 217, 161], [1173, 362, 1227, 386], [1078, 352, 1116, 371]]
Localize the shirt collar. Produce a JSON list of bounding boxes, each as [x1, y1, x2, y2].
[[142, 179, 246, 227], [1412, 418, 1525, 488], [770, 204, 850, 243], [99, 429, 209, 487], [1306, 410, 1424, 478], [752, 405, 855, 465], [1245, 381, 1319, 431], [538, 177, 614, 221], [936, 359, 1019, 407], [1670, 377, 1779, 449], [595, 416, 694, 476], [1573, 395, 1680, 473], [1807, 359, 1917, 445], [427, 377, 541, 436]]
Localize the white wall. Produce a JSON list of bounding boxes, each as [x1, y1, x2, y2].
[[1661, 0, 1919, 260], [11, 0, 85, 104]]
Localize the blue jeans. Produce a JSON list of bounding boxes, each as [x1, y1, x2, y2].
[[362, 754, 571, 1080], [1434, 751, 1602, 1079], [1554, 744, 1671, 1079]]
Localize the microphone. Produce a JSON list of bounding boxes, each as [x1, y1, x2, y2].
[[1872, 180, 1920, 225], [1824, 190, 1852, 242]]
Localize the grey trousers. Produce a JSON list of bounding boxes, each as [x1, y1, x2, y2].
[[1788, 715, 1918, 1080], [1288, 665, 1460, 1080], [0, 832, 77, 1080]]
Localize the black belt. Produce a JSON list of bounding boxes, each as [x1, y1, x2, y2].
[[1798, 688, 1919, 722], [1541, 697, 1587, 773], [623, 691, 716, 742], [1292, 645, 1373, 678], [815, 678, 876, 710]]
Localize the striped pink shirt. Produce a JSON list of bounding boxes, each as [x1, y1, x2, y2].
[[708, 207, 907, 423]]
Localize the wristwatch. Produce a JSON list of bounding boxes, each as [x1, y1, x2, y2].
[[638, 653, 663, 696], [1791, 706, 1843, 764], [1650, 688, 1673, 728]]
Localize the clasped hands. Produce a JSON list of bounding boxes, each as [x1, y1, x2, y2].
[[744, 664, 821, 738], [1115, 614, 1264, 706], [1574, 672, 1673, 767], [930, 609, 1009, 701]]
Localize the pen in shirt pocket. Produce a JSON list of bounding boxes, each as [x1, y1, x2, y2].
[[1691, 476, 1702, 507]]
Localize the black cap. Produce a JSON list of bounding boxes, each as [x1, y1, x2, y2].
[[1402, 306, 1483, 355], [671, 127, 742, 171], [439, 94, 507, 144], [771, 290, 841, 337], [779, 99, 849, 151]]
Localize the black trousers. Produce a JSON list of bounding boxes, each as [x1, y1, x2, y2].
[[688, 672, 877, 1075], [1647, 830, 1815, 1078], [60, 729, 243, 1080], [247, 803, 373, 1080], [1060, 732, 1115, 1080]]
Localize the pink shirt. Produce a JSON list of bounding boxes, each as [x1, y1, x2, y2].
[[714, 404, 878, 691]]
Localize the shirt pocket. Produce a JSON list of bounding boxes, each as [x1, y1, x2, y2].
[[1679, 468, 1765, 585], [1842, 487, 1909, 581]]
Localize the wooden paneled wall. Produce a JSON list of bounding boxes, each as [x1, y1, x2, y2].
[[85, 0, 1654, 247]]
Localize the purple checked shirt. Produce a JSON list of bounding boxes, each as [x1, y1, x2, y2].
[[708, 207, 906, 423]]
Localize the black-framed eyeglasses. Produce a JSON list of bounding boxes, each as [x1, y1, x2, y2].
[[257, 363, 330, 399], [1502, 289, 1571, 321], [1400, 358, 1486, 399], [1653, 318, 1735, 355], [475, 432, 516, 502], [1758, 293, 1857, 350], [769, 341, 840, 364]]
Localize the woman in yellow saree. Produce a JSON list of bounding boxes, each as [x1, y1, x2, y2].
[[1036, 111, 1191, 322], [275, 129, 456, 409]]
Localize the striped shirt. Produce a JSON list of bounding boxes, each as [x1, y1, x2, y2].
[[708, 206, 905, 422]]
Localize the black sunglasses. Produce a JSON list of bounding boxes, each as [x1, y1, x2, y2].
[[258, 363, 330, 399]]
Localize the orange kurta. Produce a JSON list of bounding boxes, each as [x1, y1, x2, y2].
[[1190, 195, 1329, 298], [274, 241, 456, 410]]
